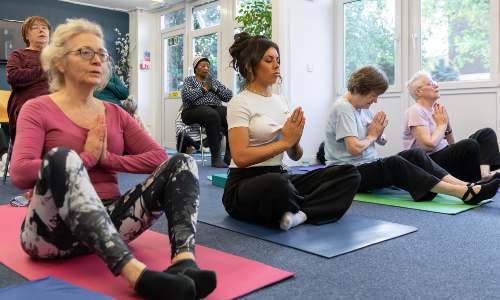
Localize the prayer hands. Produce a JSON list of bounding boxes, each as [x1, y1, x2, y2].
[[204, 73, 213, 92], [83, 115, 107, 164], [433, 103, 448, 126], [282, 107, 305, 148], [367, 111, 388, 138]]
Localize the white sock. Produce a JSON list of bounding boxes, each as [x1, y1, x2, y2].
[[279, 211, 307, 231]]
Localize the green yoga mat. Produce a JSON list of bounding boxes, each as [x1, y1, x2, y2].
[[354, 193, 492, 214]]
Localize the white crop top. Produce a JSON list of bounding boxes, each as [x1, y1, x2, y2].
[[227, 90, 292, 168]]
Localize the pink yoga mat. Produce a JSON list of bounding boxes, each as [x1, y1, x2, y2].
[[0, 206, 294, 299]]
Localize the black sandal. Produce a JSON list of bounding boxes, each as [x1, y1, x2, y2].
[[462, 179, 500, 205]]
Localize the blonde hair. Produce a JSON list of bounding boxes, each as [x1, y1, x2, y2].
[[406, 70, 432, 100], [41, 18, 112, 93], [21, 16, 52, 47]]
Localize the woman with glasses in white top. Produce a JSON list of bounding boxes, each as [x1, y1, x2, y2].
[[404, 70, 500, 183]]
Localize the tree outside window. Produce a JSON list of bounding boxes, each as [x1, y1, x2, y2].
[[421, 0, 490, 82], [344, 0, 396, 87]]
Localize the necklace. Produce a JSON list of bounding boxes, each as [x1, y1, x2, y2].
[[247, 87, 272, 97]]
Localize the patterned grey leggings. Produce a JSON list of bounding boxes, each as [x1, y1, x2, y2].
[[20, 147, 199, 276]]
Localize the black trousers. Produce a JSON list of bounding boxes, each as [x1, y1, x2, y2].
[[429, 128, 500, 182], [357, 148, 449, 201], [176, 133, 201, 153], [182, 105, 227, 152], [222, 164, 361, 225], [0, 128, 8, 157]]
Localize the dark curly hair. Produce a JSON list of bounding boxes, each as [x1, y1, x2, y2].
[[347, 65, 389, 96], [229, 32, 280, 90]]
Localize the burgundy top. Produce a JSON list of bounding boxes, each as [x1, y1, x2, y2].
[[6, 49, 50, 139], [11, 96, 169, 200]]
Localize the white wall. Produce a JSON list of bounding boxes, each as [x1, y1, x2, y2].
[[275, 0, 500, 162], [275, 0, 335, 166], [129, 9, 160, 142]]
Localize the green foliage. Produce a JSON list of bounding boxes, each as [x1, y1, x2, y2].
[[194, 33, 219, 80], [166, 35, 184, 93], [193, 1, 221, 30], [235, 0, 272, 39], [430, 58, 460, 82], [422, 0, 490, 80], [162, 8, 186, 29], [344, 0, 395, 86]]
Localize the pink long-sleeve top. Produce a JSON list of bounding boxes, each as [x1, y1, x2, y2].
[[10, 95, 169, 200]]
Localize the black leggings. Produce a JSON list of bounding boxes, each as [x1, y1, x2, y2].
[[20, 148, 199, 276], [176, 133, 201, 153], [0, 128, 8, 157], [182, 105, 227, 152], [429, 128, 500, 182], [222, 164, 361, 225], [357, 148, 449, 201]]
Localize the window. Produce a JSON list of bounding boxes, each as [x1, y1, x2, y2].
[[343, 0, 396, 87], [192, 1, 221, 30], [193, 33, 218, 79], [164, 34, 184, 93], [161, 8, 186, 30], [421, 0, 490, 82]]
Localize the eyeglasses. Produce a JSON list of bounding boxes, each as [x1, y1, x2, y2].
[[66, 48, 110, 62], [418, 79, 437, 90]]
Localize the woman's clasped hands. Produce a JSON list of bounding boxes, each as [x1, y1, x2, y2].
[[83, 114, 107, 165], [282, 107, 306, 149]]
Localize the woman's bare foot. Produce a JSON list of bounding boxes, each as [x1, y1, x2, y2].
[[121, 259, 147, 290]]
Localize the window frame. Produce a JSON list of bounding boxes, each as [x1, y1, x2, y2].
[[412, 0, 499, 90], [336, 0, 403, 95]]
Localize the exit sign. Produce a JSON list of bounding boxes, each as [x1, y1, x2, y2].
[[168, 36, 179, 47]]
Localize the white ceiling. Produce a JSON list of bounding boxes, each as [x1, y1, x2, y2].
[[59, 0, 178, 12]]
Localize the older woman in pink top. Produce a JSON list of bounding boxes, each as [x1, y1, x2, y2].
[[403, 70, 500, 183], [10, 19, 215, 300]]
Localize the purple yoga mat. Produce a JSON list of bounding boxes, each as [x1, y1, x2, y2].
[[298, 165, 325, 171]]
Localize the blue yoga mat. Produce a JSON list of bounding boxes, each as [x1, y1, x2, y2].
[[198, 187, 418, 258], [0, 276, 115, 300]]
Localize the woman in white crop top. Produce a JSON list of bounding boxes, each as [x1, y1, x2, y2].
[[222, 32, 362, 231]]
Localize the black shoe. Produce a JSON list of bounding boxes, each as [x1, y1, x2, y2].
[[471, 172, 500, 186], [211, 151, 228, 168], [462, 179, 500, 205]]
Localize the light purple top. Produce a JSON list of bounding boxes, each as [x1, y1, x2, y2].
[[402, 103, 448, 155]]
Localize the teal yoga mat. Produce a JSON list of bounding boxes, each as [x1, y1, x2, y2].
[[354, 193, 492, 214]]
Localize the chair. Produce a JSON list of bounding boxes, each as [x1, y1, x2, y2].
[[178, 124, 205, 166], [0, 89, 10, 184]]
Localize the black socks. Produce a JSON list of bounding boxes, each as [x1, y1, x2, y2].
[[462, 179, 500, 205], [135, 268, 196, 300], [211, 151, 228, 168], [164, 259, 217, 299]]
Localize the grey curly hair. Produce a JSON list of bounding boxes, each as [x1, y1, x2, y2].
[[41, 18, 112, 93]]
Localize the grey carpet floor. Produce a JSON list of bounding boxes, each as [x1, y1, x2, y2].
[[1, 162, 500, 299]]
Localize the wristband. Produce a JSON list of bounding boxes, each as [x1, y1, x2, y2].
[[445, 129, 452, 135], [367, 137, 375, 144]]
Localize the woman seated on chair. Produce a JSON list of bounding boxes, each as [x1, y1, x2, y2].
[[10, 18, 216, 300], [181, 56, 233, 168], [223, 32, 362, 231], [175, 105, 209, 154], [403, 70, 500, 182], [324, 65, 499, 205]]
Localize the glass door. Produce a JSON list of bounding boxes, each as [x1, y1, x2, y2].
[[161, 29, 186, 148]]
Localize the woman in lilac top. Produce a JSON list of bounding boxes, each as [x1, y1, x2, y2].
[[404, 70, 500, 182], [10, 19, 215, 300]]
